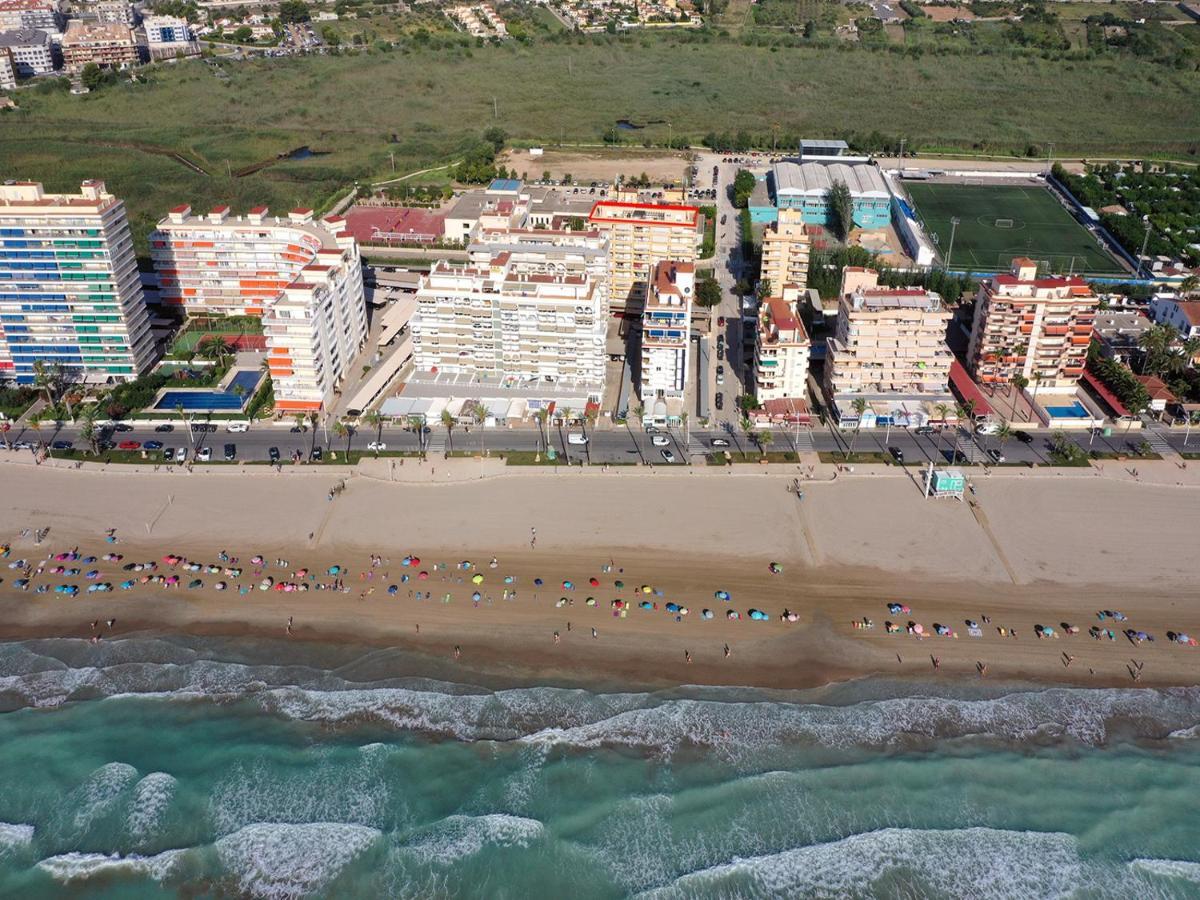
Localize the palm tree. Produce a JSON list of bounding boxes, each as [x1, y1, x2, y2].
[[560, 406, 574, 430], [26, 411, 42, 450], [1031, 371, 1045, 410], [200, 336, 233, 365], [679, 411, 689, 447], [933, 402, 951, 461], [1138, 323, 1178, 376], [441, 409, 455, 451], [363, 411, 383, 452], [584, 406, 598, 439], [534, 408, 548, 454], [293, 412, 307, 432], [994, 420, 1013, 461], [757, 428, 773, 457], [79, 404, 99, 456], [471, 401, 487, 455], [630, 403, 643, 426], [846, 397, 868, 461], [1009, 374, 1028, 420], [331, 420, 350, 458]]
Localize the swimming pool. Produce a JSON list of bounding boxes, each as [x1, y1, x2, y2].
[[153, 370, 263, 412], [1046, 402, 1089, 419]]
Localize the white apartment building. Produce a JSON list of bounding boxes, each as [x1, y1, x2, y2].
[[142, 14, 197, 56], [411, 230, 609, 385], [759, 207, 811, 295], [0, 47, 14, 88], [640, 260, 692, 425], [756, 296, 810, 402], [0, 180, 155, 385], [588, 200, 699, 313], [149, 205, 367, 413], [94, 1, 134, 25], [825, 268, 953, 399], [0, 27, 54, 76], [0, 0, 59, 37]]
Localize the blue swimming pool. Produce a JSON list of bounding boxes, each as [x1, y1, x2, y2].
[[153, 370, 263, 411], [1046, 402, 1089, 419]]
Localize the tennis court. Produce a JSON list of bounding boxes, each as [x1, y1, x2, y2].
[[904, 181, 1126, 275]]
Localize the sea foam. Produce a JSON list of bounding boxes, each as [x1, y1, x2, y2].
[[214, 822, 381, 900], [36, 849, 185, 883]]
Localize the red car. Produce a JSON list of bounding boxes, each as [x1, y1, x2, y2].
[[117, 440, 141, 450]]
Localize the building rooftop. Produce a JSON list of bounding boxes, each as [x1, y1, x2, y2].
[[847, 287, 946, 312], [0, 180, 118, 212], [588, 200, 699, 227], [772, 160, 888, 199], [0, 26, 51, 46], [765, 297, 804, 336], [0, 0, 55, 10], [62, 21, 134, 43], [1168, 300, 1200, 327]]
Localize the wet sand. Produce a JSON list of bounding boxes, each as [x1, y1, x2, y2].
[[0, 465, 1197, 691]]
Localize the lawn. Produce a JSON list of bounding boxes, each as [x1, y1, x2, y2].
[[4, 37, 1197, 250], [903, 181, 1127, 275]]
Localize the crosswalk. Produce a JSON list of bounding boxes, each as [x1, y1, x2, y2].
[[1143, 428, 1176, 457], [791, 429, 815, 453], [955, 436, 989, 464], [425, 433, 446, 457]]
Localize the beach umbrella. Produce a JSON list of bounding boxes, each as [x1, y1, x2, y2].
[[715, 590, 730, 601], [534, 578, 544, 586], [251, 555, 264, 565], [82, 556, 96, 565], [401, 557, 412, 567], [612, 599, 626, 609], [679, 607, 689, 616], [419, 571, 430, 580], [702, 609, 714, 620], [123, 563, 138, 571], [120, 580, 135, 590], [640, 600, 654, 610], [615, 580, 624, 589], [727, 610, 740, 620], [472, 591, 482, 601], [460, 560, 473, 570], [586, 597, 597, 607], [666, 602, 681, 613], [562, 580, 573, 589], [85, 570, 100, 579], [641, 585, 651, 594], [55, 552, 70, 561], [388, 585, 398, 595], [166, 575, 180, 585], [913, 623, 924, 634], [410, 557, 420, 566], [589, 577, 600, 587], [14, 578, 28, 589], [401, 574, 410, 583], [188, 579, 202, 589], [298, 583, 308, 592], [504, 575, 514, 584], [327, 565, 341, 575], [215, 581, 227, 591], [769, 562, 781, 574], [472, 574, 484, 585], [51, 566, 65, 575], [489, 559, 499, 569]]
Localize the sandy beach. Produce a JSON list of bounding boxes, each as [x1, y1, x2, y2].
[[1, 462, 1198, 691]]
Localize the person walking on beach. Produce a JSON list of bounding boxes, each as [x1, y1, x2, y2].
[[554, 631, 560, 644], [685, 650, 692, 664], [724, 644, 730, 659], [286, 616, 293, 637], [931, 655, 940, 671], [591, 627, 597, 639], [453, 645, 461, 660]]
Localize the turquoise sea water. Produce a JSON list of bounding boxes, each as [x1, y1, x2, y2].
[[1, 636, 1199, 899]]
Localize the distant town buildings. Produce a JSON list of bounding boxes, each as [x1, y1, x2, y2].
[[967, 257, 1098, 389], [445, 3, 507, 37], [61, 21, 138, 72], [93, 0, 134, 26], [759, 208, 811, 296], [640, 260, 693, 425], [142, 15, 198, 57], [1148, 295, 1200, 340], [149, 205, 367, 412], [824, 267, 953, 422], [587, 200, 699, 314], [0, 46, 14, 88], [756, 296, 811, 404], [0, 27, 54, 76], [0, 180, 155, 384], [0, 0, 59, 37], [411, 228, 609, 386]]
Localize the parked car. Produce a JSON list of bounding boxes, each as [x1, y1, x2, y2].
[[889, 446, 904, 463], [144, 440, 163, 451], [660, 449, 677, 463], [154, 424, 174, 433], [710, 438, 730, 447], [651, 435, 670, 447], [223, 443, 237, 461], [112, 423, 132, 432], [310, 447, 323, 461], [720, 214, 727, 225], [268, 446, 281, 462], [118, 440, 140, 451], [1015, 430, 1034, 444], [715, 393, 724, 411], [197, 446, 212, 462], [988, 448, 1006, 463], [567, 434, 588, 445], [226, 422, 249, 433], [367, 441, 387, 451], [161, 447, 174, 460], [716, 365, 725, 386], [717, 347, 725, 361], [174, 447, 187, 462], [976, 421, 1000, 436], [51, 440, 73, 450]]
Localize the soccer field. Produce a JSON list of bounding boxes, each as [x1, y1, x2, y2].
[[903, 181, 1127, 275]]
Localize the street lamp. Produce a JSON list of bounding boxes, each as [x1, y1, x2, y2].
[[945, 217, 960, 271], [1138, 216, 1152, 278]]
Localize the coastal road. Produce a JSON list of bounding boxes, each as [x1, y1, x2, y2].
[[8, 420, 1189, 467]]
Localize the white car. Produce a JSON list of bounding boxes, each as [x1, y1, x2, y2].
[[651, 435, 670, 447], [976, 421, 1000, 436], [567, 434, 588, 445], [226, 422, 249, 433], [367, 441, 386, 451], [196, 447, 212, 462], [174, 447, 188, 462]]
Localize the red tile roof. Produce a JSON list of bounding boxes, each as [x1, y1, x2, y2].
[[766, 297, 800, 332]]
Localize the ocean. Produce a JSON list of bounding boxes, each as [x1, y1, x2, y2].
[[1, 636, 1199, 899]]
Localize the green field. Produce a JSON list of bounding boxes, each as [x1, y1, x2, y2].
[[3, 37, 1198, 250], [903, 181, 1127, 275]]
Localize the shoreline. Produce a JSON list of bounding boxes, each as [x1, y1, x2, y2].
[[1, 465, 1198, 694]]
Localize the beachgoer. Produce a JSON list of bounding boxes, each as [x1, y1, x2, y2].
[[724, 644, 730, 659], [453, 645, 461, 660], [685, 650, 692, 664], [591, 627, 597, 639], [932, 656, 940, 671], [554, 631, 560, 644]]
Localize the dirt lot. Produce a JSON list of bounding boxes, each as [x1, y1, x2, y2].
[[498, 147, 692, 186], [921, 4, 975, 20]]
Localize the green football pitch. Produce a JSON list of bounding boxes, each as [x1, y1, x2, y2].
[[903, 181, 1127, 275]]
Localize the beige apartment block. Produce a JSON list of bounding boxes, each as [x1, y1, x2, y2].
[[759, 208, 811, 295], [61, 21, 138, 71], [966, 257, 1098, 389], [411, 230, 609, 385], [756, 296, 810, 402], [824, 268, 953, 396], [587, 200, 698, 314]]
